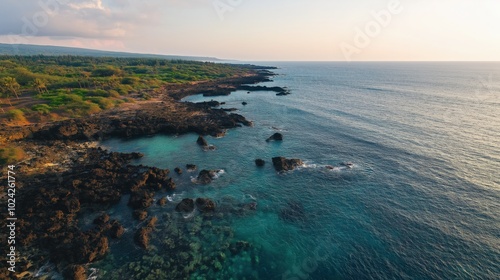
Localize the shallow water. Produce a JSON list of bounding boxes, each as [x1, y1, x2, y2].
[[97, 62, 500, 279]]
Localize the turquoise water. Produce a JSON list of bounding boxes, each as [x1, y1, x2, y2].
[[99, 62, 500, 279]]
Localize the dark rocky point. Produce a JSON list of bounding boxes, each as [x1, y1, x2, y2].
[[255, 159, 265, 167], [197, 135, 208, 146], [242, 102, 248, 106], [186, 164, 197, 171], [272, 157, 303, 172], [196, 169, 218, 184], [266, 132, 283, 142], [196, 198, 216, 212], [174, 167, 182, 174], [175, 198, 195, 212]]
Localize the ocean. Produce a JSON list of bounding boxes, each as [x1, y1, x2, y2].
[[98, 62, 500, 279]]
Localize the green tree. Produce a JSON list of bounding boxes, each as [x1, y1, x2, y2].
[[32, 78, 48, 94], [2, 77, 21, 99]]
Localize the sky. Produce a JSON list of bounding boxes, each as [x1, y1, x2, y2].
[[0, 0, 499, 61]]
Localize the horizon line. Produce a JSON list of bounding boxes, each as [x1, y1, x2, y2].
[[1, 43, 499, 63]]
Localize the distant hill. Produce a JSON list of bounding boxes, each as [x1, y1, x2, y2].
[[0, 43, 221, 61]]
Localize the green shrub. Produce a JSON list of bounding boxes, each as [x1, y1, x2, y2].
[[121, 76, 140, 85], [63, 101, 101, 117], [116, 85, 132, 95], [93, 97, 115, 109], [91, 67, 121, 77], [7, 109, 27, 122], [108, 90, 120, 98], [0, 146, 25, 165], [87, 89, 109, 97], [41, 92, 83, 107], [71, 89, 90, 96], [32, 104, 52, 114]]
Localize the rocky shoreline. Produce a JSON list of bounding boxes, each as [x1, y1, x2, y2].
[[0, 67, 287, 279]]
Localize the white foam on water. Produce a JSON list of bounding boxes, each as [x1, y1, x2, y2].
[[87, 268, 99, 280], [183, 208, 196, 219], [167, 192, 185, 202], [212, 169, 225, 179]]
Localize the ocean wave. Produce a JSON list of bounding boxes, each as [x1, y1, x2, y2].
[[167, 192, 185, 202], [300, 160, 357, 172], [212, 169, 225, 178]]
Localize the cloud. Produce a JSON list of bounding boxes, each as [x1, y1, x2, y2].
[[0, 0, 164, 39]]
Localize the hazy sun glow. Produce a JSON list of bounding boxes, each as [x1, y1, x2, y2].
[[0, 0, 499, 61]]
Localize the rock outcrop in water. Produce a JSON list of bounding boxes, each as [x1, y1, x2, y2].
[[63, 265, 87, 280], [266, 132, 283, 142], [186, 164, 197, 171], [237, 85, 289, 95], [134, 217, 158, 249], [255, 159, 266, 167], [197, 135, 208, 147], [175, 198, 195, 212], [174, 167, 182, 174], [196, 169, 220, 184], [196, 198, 217, 212], [272, 157, 304, 172]]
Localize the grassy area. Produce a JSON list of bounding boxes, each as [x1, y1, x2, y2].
[[0, 145, 25, 165], [0, 56, 254, 123]]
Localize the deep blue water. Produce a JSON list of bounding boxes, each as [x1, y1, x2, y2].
[[99, 62, 500, 279]]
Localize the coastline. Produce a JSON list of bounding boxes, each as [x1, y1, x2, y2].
[[0, 66, 284, 279]]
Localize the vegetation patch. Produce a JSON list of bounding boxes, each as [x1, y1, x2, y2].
[[0, 55, 255, 122]]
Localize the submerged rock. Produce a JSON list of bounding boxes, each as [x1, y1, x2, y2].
[[157, 197, 167, 206], [272, 157, 303, 172], [134, 227, 152, 249], [93, 213, 110, 226], [174, 167, 182, 174], [229, 241, 252, 255], [186, 164, 197, 171], [266, 132, 283, 142], [128, 190, 155, 209], [242, 102, 248, 106], [134, 217, 157, 249], [175, 198, 195, 212], [133, 210, 148, 221], [109, 222, 125, 239], [279, 201, 306, 222], [255, 159, 265, 167], [196, 198, 216, 212]]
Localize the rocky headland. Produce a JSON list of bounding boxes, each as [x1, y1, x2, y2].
[[0, 67, 277, 279]]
